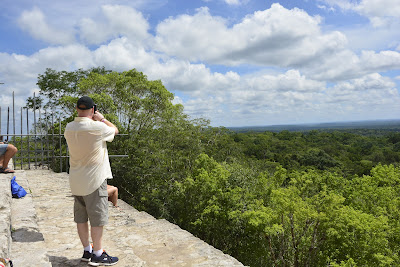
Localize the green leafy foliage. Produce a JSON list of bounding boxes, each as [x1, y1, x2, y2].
[[31, 67, 400, 267]]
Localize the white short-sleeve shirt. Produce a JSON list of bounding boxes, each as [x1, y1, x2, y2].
[[64, 117, 115, 196]]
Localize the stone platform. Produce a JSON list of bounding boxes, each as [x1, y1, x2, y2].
[[1, 169, 244, 267]]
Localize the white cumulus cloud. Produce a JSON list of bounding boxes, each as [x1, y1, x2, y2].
[[319, 0, 400, 27], [17, 7, 75, 45], [79, 5, 150, 45], [154, 3, 348, 69], [224, 0, 249, 5], [1, 2, 399, 127]]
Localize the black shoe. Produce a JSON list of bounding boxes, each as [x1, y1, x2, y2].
[[81, 250, 92, 262], [89, 251, 119, 266]]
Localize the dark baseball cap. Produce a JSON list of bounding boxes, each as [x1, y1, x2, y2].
[[77, 96, 95, 110]]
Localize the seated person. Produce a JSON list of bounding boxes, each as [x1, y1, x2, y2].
[[0, 141, 18, 173], [107, 184, 119, 207]]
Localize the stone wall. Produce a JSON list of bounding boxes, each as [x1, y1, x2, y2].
[[0, 174, 12, 260]]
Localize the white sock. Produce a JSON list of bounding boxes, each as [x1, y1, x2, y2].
[[94, 249, 103, 257], [84, 245, 92, 253]]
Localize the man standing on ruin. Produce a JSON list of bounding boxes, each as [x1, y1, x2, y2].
[[64, 96, 119, 266]]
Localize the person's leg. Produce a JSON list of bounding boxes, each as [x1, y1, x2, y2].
[[74, 196, 93, 262], [77, 222, 90, 247], [0, 144, 7, 167], [87, 180, 108, 253], [86, 180, 118, 264], [90, 225, 118, 265], [91, 226, 103, 251], [2, 144, 17, 170], [107, 185, 118, 207]]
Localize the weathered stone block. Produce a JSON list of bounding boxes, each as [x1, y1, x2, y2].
[[0, 176, 12, 259]]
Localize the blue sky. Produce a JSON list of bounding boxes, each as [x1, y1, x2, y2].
[[1, 0, 400, 128]]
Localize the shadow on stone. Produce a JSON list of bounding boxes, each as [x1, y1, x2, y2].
[[48, 256, 87, 267], [12, 228, 44, 242]]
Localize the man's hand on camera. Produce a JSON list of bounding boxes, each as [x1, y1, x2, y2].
[[93, 111, 105, 122], [93, 111, 118, 134]]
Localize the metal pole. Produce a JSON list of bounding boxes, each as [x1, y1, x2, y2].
[[66, 138, 69, 173], [12, 91, 15, 144], [45, 110, 49, 169], [33, 93, 37, 168], [7, 107, 9, 142], [59, 115, 62, 172], [52, 113, 55, 169], [12, 92, 16, 168], [27, 107, 30, 169], [20, 107, 23, 169], [0, 84, 2, 141], [39, 108, 44, 168]]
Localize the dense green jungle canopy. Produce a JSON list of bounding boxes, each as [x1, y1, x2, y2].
[[30, 67, 400, 266]]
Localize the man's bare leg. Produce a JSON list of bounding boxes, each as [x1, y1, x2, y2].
[[1, 144, 17, 171], [108, 186, 118, 207], [91, 226, 103, 251], [77, 222, 90, 248]]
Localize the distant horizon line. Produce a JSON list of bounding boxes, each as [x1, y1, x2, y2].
[[226, 118, 400, 129]]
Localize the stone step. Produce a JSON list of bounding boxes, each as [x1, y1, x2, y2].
[[0, 174, 12, 262], [11, 169, 245, 267], [10, 171, 52, 267]]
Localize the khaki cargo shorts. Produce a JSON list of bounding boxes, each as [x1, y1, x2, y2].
[[73, 179, 108, 227]]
